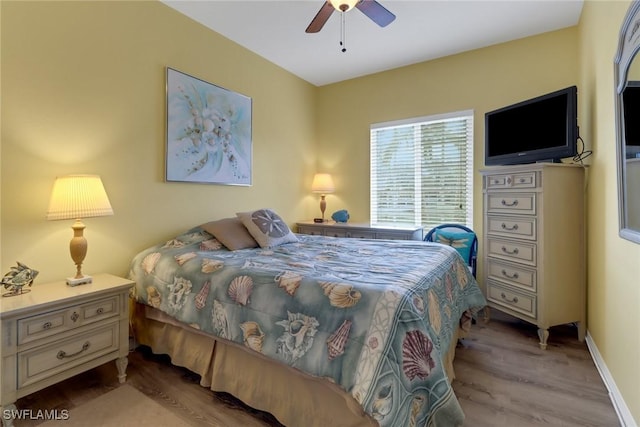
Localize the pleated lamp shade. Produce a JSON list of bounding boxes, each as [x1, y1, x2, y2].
[[47, 175, 113, 220]]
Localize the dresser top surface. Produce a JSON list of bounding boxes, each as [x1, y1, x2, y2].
[[296, 221, 422, 231]]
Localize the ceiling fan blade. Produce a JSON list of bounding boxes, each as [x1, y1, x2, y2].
[[306, 2, 335, 33], [356, 0, 396, 27]]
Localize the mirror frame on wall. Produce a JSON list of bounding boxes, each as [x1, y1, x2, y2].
[[614, 0, 640, 244]]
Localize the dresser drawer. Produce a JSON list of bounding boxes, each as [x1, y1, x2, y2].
[[486, 193, 536, 215], [487, 259, 537, 292], [486, 237, 536, 266], [487, 281, 536, 319], [17, 295, 120, 346], [485, 172, 537, 189], [297, 225, 321, 235], [347, 230, 376, 239], [18, 322, 120, 388], [487, 215, 536, 240], [325, 229, 348, 238]]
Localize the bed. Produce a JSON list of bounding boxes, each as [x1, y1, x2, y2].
[[128, 211, 486, 427]]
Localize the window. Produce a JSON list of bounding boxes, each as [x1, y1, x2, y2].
[[370, 110, 474, 230]]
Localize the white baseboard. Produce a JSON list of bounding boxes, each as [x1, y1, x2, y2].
[[585, 331, 637, 427]]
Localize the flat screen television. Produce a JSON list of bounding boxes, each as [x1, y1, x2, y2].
[[484, 86, 578, 166]]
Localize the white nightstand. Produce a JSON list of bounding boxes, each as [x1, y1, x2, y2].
[[0, 274, 133, 427]]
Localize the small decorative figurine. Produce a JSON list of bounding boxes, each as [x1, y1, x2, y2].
[[1, 262, 39, 297], [331, 210, 350, 223]]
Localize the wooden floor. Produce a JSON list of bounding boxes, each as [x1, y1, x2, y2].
[[13, 310, 620, 427]]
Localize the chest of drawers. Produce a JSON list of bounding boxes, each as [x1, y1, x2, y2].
[[0, 274, 133, 426], [480, 164, 585, 349]]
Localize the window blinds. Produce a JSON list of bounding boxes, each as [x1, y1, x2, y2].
[[370, 111, 474, 230]]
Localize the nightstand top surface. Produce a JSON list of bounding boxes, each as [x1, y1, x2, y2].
[[0, 273, 133, 316]]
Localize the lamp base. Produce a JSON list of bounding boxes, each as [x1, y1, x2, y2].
[[66, 275, 93, 286]]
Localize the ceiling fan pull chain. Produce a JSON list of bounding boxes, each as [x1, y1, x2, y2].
[[340, 12, 347, 53]]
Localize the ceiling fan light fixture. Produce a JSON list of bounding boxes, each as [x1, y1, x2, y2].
[[329, 0, 359, 12]]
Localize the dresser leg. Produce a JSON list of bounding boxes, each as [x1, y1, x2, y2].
[[537, 328, 549, 350], [116, 356, 128, 383], [1, 403, 17, 427], [482, 306, 491, 323]]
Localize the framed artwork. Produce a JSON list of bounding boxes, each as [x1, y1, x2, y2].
[[166, 67, 252, 185]]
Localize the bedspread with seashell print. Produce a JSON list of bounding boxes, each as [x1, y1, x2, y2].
[[129, 226, 486, 427]]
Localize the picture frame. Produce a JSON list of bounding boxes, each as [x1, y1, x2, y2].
[[166, 67, 252, 185]]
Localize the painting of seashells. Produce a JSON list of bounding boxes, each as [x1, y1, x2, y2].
[[326, 319, 352, 360], [200, 238, 222, 251], [174, 252, 197, 266], [141, 252, 161, 274], [402, 330, 435, 381], [275, 270, 302, 296], [320, 282, 362, 308], [201, 258, 224, 273], [240, 321, 264, 352], [228, 275, 253, 305]]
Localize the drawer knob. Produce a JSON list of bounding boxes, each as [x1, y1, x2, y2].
[[42, 321, 52, 330], [501, 223, 519, 231], [70, 312, 79, 322], [501, 269, 519, 279], [57, 341, 90, 360], [501, 199, 519, 207], [507, 177, 512, 184], [501, 246, 519, 255], [500, 292, 519, 304], [96, 307, 104, 315]]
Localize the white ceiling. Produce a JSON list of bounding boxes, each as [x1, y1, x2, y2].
[[162, 0, 584, 87]]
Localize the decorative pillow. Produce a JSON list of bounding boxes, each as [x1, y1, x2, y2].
[[433, 229, 475, 264], [236, 208, 298, 248], [200, 217, 258, 251]]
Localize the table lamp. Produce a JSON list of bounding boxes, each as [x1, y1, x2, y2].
[[46, 175, 114, 286], [311, 173, 335, 222]]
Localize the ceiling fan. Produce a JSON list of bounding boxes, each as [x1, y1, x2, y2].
[[305, 0, 396, 34]]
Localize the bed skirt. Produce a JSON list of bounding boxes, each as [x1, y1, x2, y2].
[[131, 302, 465, 427]]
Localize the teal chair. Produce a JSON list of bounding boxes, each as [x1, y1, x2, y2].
[[424, 224, 478, 278]]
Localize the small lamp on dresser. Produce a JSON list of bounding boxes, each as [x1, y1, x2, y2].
[[311, 173, 335, 222], [46, 174, 114, 286]]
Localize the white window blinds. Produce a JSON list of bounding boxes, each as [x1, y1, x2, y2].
[[370, 111, 474, 230]]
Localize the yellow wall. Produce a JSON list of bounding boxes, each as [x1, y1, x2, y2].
[[1, 0, 638, 423], [1, 1, 317, 283], [316, 27, 578, 250], [579, 0, 640, 421]]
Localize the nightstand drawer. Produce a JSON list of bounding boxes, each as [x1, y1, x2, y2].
[[486, 237, 536, 266], [487, 259, 536, 292], [487, 281, 536, 319], [17, 295, 120, 346], [487, 215, 536, 240], [486, 193, 536, 215], [18, 322, 120, 388]]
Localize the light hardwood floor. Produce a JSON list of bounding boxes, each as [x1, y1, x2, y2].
[[12, 310, 620, 427]]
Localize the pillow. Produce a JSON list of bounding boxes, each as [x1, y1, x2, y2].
[[236, 208, 298, 248], [200, 217, 259, 251], [433, 229, 475, 264]]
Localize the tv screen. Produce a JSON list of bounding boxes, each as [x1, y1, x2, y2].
[[485, 86, 578, 166], [623, 82, 640, 146]]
